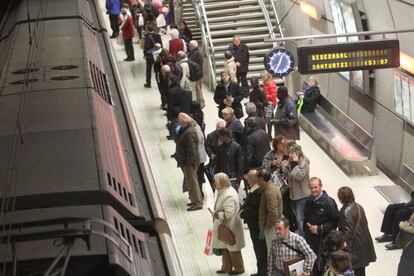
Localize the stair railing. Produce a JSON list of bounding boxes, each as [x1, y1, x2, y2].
[[265, 0, 284, 39], [193, 0, 216, 91], [258, 0, 278, 48]]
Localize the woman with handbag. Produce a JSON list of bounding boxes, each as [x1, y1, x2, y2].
[[212, 173, 245, 275]]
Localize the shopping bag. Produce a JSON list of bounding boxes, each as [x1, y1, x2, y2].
[[117, 32, 123, 45], [204, 228, 213, 256], [156, 14, 166, 28]]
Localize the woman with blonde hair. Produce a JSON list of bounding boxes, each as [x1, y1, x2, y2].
[[212, 173, 245, 275], [297, 75, 321, 113], [261, 70, 278, 137]]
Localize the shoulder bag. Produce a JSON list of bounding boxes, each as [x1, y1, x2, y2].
[[281, 241, 305, 276], [218, 211, 236, 246]]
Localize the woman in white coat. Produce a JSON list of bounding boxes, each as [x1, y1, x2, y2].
[[212, 173, 245, 275]]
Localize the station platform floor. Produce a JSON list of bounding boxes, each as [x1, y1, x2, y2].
[[97, 3, 404, 275]]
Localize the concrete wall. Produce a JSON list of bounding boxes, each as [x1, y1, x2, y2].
[[277, 0, 414, 189]]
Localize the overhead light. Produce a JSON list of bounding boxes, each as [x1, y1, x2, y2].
[[400, 51, 414, 75], [299, 1, 323, 20]]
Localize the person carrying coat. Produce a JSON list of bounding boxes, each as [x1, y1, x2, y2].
[[214, 71, 244, 119], [273, 86, 300, 140], [212, 173, 245, 275], [337, 186, 376, 276], [224, 51, 238, 83]]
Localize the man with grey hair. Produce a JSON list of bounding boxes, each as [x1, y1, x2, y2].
[[205, 118, 226, 191], [245, 102, 266, 132], [177, 51, 196, 96], [159, 64, 171, 110], [188, 40, 205, 108], [175, 113, 203, 211]]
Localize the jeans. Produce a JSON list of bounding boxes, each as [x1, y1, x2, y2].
[[290, 197, 307, 236]]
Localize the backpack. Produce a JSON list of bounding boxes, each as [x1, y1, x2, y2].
[[185, 60, 202, 81]]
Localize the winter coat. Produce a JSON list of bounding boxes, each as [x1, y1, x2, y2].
[[228, 42, 250, 73], [167, 86, 192, 120], [214, 82, 244, 119], [258, 181, 283, 231], [178, 58, 192, 91], [224, 57, 237, 82], [262, 79, 277, 106], [195, 124, 207, 164], [215, 141, 244, 184], [397, 236, 414, 276], [175, 126, 199, 167], [168, 38, 185, 58], [243, 113, 266, 135], [181, 27, 193, 42], [226, 117, 244, 146], [338, 202, 376, 270], [240, 185, 263, 229], [249, 87, 268, 117], [205, 130, 220, 161], [106, 0, 120, 15], [188, 47, 204, 77], [262, 150, 288, 174], [144, 33, 162, 58], [274, 97, 300, 140], [304, 191, 339, 253], [301, 86, 321, 113], [121, 14, 135, 40], [244, 127, 270, 170], [287, 156, 310, 201], [213, 186, 246, 251]]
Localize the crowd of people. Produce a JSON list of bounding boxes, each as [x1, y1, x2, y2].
[[105, 1, 414, 275]]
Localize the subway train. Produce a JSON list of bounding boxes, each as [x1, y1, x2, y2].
[[0, 0, 180, 275]]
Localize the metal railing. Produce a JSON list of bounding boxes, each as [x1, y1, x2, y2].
[[262, 0, 285, 40], [258, 0, 278, 48], [193, 0, 216, 91]]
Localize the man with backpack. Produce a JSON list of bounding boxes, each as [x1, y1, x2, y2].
[[188, 40, 204, 108], [176, 51, 202, 100]]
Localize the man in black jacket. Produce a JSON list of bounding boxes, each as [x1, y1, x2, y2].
[[304, 177, 339, 254], [240, 169, 266, 276], [215, 128, 244, 190], [143, 25, 163, 88], [228, 35, 249, 89], [244, 117, 270, 172], [188, 40, 205, 108]]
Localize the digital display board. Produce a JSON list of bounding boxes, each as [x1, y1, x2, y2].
[[297, 39, 400, 74]]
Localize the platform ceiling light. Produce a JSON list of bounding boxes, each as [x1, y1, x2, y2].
[[299, 1, 323, 20], [400, 51, 414, 75]]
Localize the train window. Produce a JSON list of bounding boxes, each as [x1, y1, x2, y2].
[[132, 235, 139, 253], [89, 61, 97, 89], [102, 74, 113, 105], [126, 228, 131, 244], [119, 223, 125, 238], [114, 217, 119, 231], [107, 173, 112, 186], [117, 182, 122, 196], [128, 193, 135, 207], [138, 240, 146, 259], [112, 178, 117, 191], [88, 61, 113, 105], [122, 187, 127, 201]]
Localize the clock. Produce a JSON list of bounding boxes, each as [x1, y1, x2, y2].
[[264, 48, 295, 77]]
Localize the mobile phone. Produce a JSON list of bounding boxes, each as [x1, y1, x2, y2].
[[307, 223, 312, 227]]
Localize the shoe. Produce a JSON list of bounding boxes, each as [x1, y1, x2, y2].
[[110, 34, 117, 39], [170, 153, 176, 158], [124, 57, 135, 61], [375, 234, 393, 243], [166, 135, 172, 140], [187, 206, 202, 212], [216, 270, 227, 274], [385, 242, 403, 250], [187, 203, 195, 207], [229, 271, 245, 275], [144, 83, 151, 88], [250, 274, 259, 276]]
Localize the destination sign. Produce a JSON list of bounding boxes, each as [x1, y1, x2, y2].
[[297, 39, 400, 74]]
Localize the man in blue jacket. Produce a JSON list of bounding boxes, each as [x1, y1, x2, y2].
[[106, 0, 121, 38]]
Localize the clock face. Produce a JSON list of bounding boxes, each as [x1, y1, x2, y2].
[[264, 48, 295, 77]]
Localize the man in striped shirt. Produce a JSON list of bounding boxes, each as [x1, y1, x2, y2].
[[268, 218, 316, 276]]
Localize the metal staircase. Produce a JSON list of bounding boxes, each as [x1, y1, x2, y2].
[[199, 0, 280, 88]]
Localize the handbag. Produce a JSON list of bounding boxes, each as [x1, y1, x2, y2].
[[271, 170, 289, 195], [217, 212, 236, 246], [204, 162, 215, 184], [281, 241, 305, 276]]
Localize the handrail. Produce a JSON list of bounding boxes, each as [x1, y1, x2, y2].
[[270, 0, 284, 39], [193, 0, 216, 90], [258, 0, 278, 48]]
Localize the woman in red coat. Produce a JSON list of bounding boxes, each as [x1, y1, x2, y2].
[[168, 28, 185, 58], [261, 70, 277, 137]]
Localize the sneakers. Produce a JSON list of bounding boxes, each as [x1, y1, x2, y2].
[[385, 242, 402, 250], [375, 234, 393, 243], [186, 206, 202, 212], [144, 83, 151, 88]]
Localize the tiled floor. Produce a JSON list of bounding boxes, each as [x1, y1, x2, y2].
[[97, 2, 403, 275]]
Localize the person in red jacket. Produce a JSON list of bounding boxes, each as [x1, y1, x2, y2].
[[120, 7, 135, 61], [169, 28, 185, 58], [261, 70, 278, 137]]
